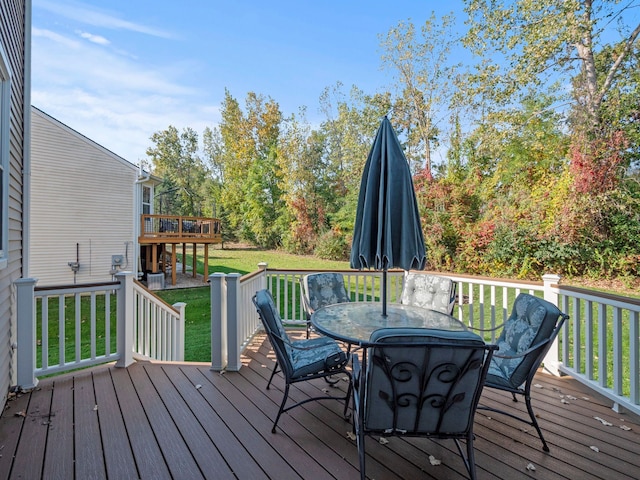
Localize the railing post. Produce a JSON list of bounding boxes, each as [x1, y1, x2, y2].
[[115, 272, 135, 367], [210, 273, 227, 371], [226, 273, 242, 371], [542, 273, 562, 376], [173, 302, 186, 361], [15, 278, 38, 389], [258, 262, 268, 290]]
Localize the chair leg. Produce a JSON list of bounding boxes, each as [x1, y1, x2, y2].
[[356, 426, 366, 480], [267, 361, 280, 389], [272, 383, 290, 433], [466, 436, 478, 480], [343, 380, 353, 420], [525, 393, 550, 452]]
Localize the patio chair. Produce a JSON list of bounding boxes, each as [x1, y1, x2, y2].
[[400, 272, 457, 315], [474, 293, 569, 452], [252, 289, 352, 433], [300, 272, 351, 338], [352, 327, 496, 480]]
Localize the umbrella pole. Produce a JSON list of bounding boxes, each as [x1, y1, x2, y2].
[[382, 270, 387, 317]]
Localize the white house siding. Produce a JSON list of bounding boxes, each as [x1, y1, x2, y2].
[[30, 107, 138, 286], [0, 0, 28, 409]]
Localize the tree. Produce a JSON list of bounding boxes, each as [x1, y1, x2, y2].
[[318, 83, 392, 231], [146, 126, 210, 216], [463, 0, 640, 131], [379, 13, 460, 178], [203, 90, 284, 247]]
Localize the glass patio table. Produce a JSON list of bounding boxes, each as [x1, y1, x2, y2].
[[311, 302, 467, 347]]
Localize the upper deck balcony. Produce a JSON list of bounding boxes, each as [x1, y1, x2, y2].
[[138, 214, 222, 245], [138, 214, 223, 286]]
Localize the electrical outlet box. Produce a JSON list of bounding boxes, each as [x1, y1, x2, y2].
[[112, 255, 124, 266]]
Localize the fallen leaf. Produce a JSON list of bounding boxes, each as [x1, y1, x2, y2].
[[582, 396, 590, 401], [93, 405, 98, 411], [322, 388, 330, 393], [533, 383, 543, 389], [620, 425, 632, 431], [346, 431, 356, 441], [195, 384, 202, 389], [594, 416, 613, 426], [342, 376, 349, 382], [429, 455, 441, 466], [590, 446, 600, 452], [526, 463, 536, 471], [566, 395, 577, 400], [14, 411, 26, 418], [379, 437, 389, 445], [561, 398, 570, 404]]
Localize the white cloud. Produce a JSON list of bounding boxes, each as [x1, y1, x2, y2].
[[35, 0, 175, 39], [77, 31, 110, 46], [31, 27, 219, 162]]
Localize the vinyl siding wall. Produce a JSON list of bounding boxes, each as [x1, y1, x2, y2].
[[30, 108, 137, 285], [0, 0, 27, 408]]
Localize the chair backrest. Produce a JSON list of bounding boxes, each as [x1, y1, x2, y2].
[[493, 293, 565, 388], [362, 327, 494, 435], [253, 289, 294, 377], [400, 272, 457, 315], [301, 272, 350, 317]]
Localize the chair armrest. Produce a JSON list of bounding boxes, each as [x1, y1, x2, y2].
[[270, 332, 322, 351], [493, 338, 551, 359], [467, 323, 505, 334]]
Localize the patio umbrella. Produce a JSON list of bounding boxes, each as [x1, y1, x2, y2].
[[350, 116, 426, 316]]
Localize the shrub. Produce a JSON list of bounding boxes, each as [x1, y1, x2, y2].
[[314, 229, 350, 261]]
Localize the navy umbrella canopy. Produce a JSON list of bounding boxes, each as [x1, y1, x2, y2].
[[350, 116, 426, 315]]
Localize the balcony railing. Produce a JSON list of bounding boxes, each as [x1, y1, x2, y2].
[[16, 273, 186, 388], [210, 267, 640, 417], [16, 265, 640, 418], [139, 214, 222, 243]]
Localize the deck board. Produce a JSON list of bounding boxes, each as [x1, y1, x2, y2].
[[74, 369, 106, 480], [43, 375, 74, 479], [110, 363, 172, 480], [1, 333, 639, 479], [93, 368, 139, 480], [10, 381, 51, 479]]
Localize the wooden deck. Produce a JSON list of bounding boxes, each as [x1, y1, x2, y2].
[[1, 333, 639, 479]]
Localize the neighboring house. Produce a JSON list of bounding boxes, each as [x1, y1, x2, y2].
[[0, 0, 30, 409], [30, 106, 159, 286]]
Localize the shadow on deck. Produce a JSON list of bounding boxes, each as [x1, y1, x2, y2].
[[1, 333, 639, 479]]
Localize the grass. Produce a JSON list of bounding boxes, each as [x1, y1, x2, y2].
[[156, 245, 351, 361], [184, 243, 351, 275], [36, 293, 118, 369]]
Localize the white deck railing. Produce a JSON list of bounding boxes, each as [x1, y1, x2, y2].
[[556, 286, 640, 416], [17, 265, 639, 416], [132, 280, 185, 362], [211, 267, 640, 416], [16, 272, 186, 387]]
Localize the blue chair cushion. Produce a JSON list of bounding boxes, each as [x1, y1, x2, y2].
[[303, 273, 350, 312], [486, 293, 562, 389], [254, 289, 347, 379], [289, 337, 348, 379], [400, 273, 456, 314]]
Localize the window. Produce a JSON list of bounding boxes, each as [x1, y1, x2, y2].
[[142, 185, 152, 214], [0, 44, 11, 268]]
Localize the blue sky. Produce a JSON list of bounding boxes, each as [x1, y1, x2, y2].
[[31, 0, 464, 163]]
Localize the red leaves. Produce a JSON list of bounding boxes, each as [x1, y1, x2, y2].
[[569, 130, 628, 194]]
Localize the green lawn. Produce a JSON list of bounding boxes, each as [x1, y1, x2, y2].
[[156, 245, 351, 361]]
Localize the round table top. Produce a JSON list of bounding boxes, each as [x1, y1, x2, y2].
[[311, 302, 466, 346]]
